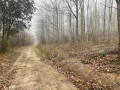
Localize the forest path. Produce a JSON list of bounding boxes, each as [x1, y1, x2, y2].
[[9, 46, 77, 90]]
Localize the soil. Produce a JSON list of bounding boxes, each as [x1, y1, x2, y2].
[[9, 46, 77, 90]]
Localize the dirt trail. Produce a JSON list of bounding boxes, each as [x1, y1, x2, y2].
[[9, 46, 77, 90]]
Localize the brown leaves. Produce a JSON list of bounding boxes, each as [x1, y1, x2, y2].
[[0, 48, 22, 90], [36, 43, 120, 89], [53, 44, 120, 74]]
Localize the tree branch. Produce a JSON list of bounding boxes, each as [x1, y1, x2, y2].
[[100, 3, 117, 9], [64, 0, 77, 18]]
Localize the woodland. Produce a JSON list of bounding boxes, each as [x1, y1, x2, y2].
[[1, 0, 120, 90]]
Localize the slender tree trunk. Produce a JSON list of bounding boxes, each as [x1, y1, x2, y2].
[[116, 0, 120, 61], [76, 0, 79, 44], [1, 19, 6, 51], [61, 11, 63, 43], [69, 11, 72, 43], [94, 0, 98, 43], [72, 20, 75, 43], [0, 21, 1, 33], [56, 7, 59, 43], [108, 0, 113, 42], [68, 0, 72, 43], [87, 0, 89, 42], [63, 12, 65, 42], [53, 9, 55, 43], [81, 0, 85, 42], [103, 0, 107, 40]]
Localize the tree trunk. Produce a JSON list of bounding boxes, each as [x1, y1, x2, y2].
[[75, 0, 79, 44], [87, 0, 89, 42], [68, 0, 72, 43], [81, 0, 85, 42], [108, 0, 113, 43], [1, 20, 6, 51], [103, 0, 107, 40], [116, 0, 120, 62]]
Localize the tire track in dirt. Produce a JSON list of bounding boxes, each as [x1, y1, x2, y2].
[[9, 46, 77, 90]]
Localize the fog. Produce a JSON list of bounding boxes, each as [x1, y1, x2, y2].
[[30, 0, 117, 44]]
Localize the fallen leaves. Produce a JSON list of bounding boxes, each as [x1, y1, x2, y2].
[[0, 48, 22, 90], [36, 44, 118, 89], [51, 43, 120, 74]]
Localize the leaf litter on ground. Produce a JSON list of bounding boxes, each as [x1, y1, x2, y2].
[[36, 43, 120, 90]]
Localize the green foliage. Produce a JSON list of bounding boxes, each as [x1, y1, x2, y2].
[[100, 52, 106, 57], [0, 0, 36, 51], [0, 0, 36, 33], [109, 67, 120, 73]]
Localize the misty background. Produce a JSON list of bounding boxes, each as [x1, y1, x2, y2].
[[30, 0, 118, 45]]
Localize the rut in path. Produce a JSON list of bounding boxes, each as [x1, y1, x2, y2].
[[9, 47, 77, 90]]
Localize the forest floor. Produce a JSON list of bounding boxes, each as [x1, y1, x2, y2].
[[0, 47, 23, 89], [1, 43, 120, 90], [36, 43, 120, 90], [8, 46, 77, 90]]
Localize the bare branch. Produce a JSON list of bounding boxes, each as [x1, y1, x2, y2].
[[64, 0, 77, 18], [100, 3, 117, 9]]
